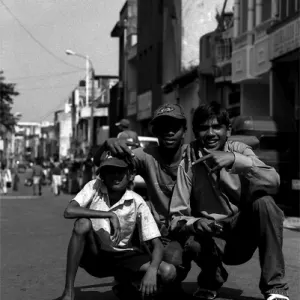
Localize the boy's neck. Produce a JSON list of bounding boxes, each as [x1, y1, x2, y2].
[[159, 144, 183, 165], [107, 189, 127, 206]]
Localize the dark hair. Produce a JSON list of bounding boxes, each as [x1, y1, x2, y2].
[[192, 101, 230, 131]]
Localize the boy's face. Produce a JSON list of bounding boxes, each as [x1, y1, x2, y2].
[[153, 117, 185, 150], [101, 166, 131, 192], [193, 117, 230, 151]]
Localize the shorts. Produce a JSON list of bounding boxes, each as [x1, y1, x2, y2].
[[79, 246, 151, 280], [52, 175, 62, 186], [33, 176, 41, 185]]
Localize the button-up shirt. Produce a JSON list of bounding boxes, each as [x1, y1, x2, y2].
[[170, 140, 280, 233], [73, 179, 161, 252]]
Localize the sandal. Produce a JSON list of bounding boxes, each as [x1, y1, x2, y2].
[[193, 287, 218, 299], [265, 294, 289, 300]]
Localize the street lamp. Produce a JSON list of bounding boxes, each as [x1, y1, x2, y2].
[[65, 49, 95, 149]]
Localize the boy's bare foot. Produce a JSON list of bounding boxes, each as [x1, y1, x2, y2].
[[61, 290, 75, 300]]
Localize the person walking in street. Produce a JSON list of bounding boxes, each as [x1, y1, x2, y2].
[[115, 118, 140, 148], [51, 159, 62, 196], [81, 152, 94, 188], [94, 104, 192, 291], [32, 158, 44, 196], [60, 152, 176, 300], [12, 164, 20, 191], [169, 102, 289, 300], [0, 161, 12, 195]]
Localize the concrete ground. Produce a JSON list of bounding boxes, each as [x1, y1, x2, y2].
[[1, 177, 299, 300]]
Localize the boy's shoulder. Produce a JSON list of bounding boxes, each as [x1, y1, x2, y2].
[[225, 140, 251, 153], [125, 189, 145, 204]]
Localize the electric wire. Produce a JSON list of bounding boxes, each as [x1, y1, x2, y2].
[[0, 0, 85, 70]]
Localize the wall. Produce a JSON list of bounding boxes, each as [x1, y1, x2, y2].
[[179, 80, 200, 143], [59, 113, 72, 158], [241, 83, 270, 115], [137, 0, 163, 114]]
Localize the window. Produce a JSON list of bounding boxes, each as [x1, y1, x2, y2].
[[288, 0, 297, 16], [262, 0, 272, 22], [280, 0, 287, 19]]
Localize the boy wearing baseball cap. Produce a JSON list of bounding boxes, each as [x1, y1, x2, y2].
[[93, 104, 191, 284], [60, 152, 176, 300]]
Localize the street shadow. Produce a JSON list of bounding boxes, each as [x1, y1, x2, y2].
[[182, 283, 262, 300], [51, 283, 116, 300]]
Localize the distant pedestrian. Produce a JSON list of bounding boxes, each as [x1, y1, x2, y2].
[[116, 118, 140, 148], [81, 152, 94, 188], [12, 165, 20, 191], [51, 160, 62, 196], [0, 162, 12, 195], [32, 158, 44, 196]]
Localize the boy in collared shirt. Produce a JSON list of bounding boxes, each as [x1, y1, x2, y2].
[[170, 102, 289, 300], [60, 152, 176, 300]]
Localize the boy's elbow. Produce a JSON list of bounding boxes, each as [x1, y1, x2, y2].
[[63, 207, 73, 219]]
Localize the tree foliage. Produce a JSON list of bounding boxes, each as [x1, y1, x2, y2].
[[0, 70, 19, 130]]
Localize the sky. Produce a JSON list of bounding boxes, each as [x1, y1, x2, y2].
[[0, 0, 125, 123]]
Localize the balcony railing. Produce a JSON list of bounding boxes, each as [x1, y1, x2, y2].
[[233, 31, 254, 50], [254, 18, 276, 41], [215, 38, 232, 65]]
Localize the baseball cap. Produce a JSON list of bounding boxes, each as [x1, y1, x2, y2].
[[96, 151, 128, 175], [115, 118, 130, 128], [150, 103, 186, 125]]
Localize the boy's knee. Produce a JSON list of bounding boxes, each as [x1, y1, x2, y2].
[[253, 195, 283, 218], [159, 262, 176, 284], [74, 218, 92, 235]]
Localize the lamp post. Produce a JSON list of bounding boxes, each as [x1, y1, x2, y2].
[[65, 49, 95, 150]]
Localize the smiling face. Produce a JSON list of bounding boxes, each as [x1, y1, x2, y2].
[[101, 166, 132, 192], [193, 117, 230, 151], [152, 117, 186, 150]]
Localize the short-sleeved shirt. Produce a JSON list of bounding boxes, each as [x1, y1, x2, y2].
[[32, 165, 44, 177], [73, 179, 161, 252]]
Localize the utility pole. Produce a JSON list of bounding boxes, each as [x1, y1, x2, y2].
[[89, 67, 95, 151]]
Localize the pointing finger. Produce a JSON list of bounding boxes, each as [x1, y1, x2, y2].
[[192, 154, 213, 166], [203, 147, 213, 153]]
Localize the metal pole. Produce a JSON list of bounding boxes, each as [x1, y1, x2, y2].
[[89, 67, 95, 150], [86, 56, 89, 106]]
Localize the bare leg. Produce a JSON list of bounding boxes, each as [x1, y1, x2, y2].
[[61, 218, 97, 300]]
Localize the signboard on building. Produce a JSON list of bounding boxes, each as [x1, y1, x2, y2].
[[137, 90, 152, 120], [270, 17, 300, 59]]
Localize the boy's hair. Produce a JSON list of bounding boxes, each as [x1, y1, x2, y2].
[[192, 101, 230, 131]]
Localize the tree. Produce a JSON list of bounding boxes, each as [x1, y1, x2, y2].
[[0, 70, 19, 130]]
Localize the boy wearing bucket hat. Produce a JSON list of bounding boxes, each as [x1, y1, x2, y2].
[[60, 152, 176, 300]]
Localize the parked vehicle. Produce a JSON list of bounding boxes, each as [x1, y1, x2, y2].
[[231, 115, 299, 213]]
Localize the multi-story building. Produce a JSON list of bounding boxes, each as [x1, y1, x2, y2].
[[14, 122, 42, 162], [231, 0, 299, 121], [67, 75, 118, 156]]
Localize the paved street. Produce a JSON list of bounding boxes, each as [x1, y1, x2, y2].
[[1, 178, 299, 300]]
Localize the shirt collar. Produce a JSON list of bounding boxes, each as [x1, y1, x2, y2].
[[97, 179, 134, 206]]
